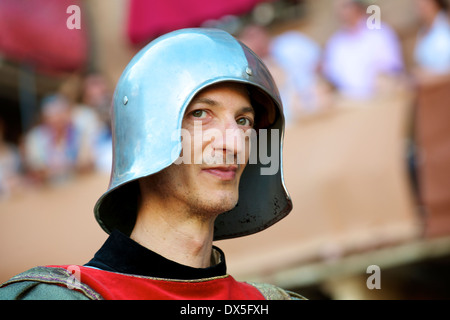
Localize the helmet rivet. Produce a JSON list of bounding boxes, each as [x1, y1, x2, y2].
[[123, 96, 128, 105], [246, 67, 253, 76]]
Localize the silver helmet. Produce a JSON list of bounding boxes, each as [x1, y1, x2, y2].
[[94, 28, 292, 240]]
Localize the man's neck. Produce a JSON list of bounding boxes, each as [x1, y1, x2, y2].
[[130, 203, 216, 269]]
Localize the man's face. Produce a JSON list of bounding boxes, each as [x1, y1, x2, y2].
[[42, 99, 72, 132], [140, 82, 255, 219], [335, 0, 364, 27]]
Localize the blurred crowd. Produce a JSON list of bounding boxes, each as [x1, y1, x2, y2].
[[238, 0, 450, 125], [0, 73, 112, 199], [1, 0, 450, 199]]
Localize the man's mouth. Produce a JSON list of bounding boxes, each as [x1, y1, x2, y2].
[[202, 165, 238, 181]]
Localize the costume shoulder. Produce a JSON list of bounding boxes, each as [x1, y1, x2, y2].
[[0, 266, 101, 300], [246, 282, 307, 300]]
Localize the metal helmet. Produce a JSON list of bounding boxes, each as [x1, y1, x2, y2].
[[94, 28, 292, 241]]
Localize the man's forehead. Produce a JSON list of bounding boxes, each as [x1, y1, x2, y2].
[[188, 82, 252, 109], [194, 82, 249, 98]]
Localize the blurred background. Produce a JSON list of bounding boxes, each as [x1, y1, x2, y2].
[[1, 0, 450, 300]]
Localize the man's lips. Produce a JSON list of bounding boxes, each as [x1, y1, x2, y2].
[[202, 165, 238, 180]]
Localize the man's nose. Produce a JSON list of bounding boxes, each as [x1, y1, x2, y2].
[[205, 121, 247, 162]]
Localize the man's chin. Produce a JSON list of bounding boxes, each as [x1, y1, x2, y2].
[[200, 193, 239, 216]]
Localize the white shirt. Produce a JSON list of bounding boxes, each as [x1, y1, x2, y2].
[[415, 12, 450, 74], [323, 19, 404, 99]]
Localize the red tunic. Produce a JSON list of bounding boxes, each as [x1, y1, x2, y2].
[[49, 265, 265, 300]]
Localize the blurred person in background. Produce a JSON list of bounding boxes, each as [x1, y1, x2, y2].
[[414, 0, 450, 82], [23, 94, 84, 185], [0, 117, 23, 199], [72, 73, 113, 174], [321, 0, 404, 100], [270, 30, 325, 118]]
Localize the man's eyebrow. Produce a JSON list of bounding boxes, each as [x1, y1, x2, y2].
[[190, 98, 255, 115], [190, 97, 218, 106], [240, 106, 255, 116]]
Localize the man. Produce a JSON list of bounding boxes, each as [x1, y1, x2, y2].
[[0, 28, 303, 300], [23, 94, 83, 185], [322, 0, 404, 100]]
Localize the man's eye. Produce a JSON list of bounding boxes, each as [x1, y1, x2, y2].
[[236, 117, 253, 127], [192, 110, 207, 118]]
